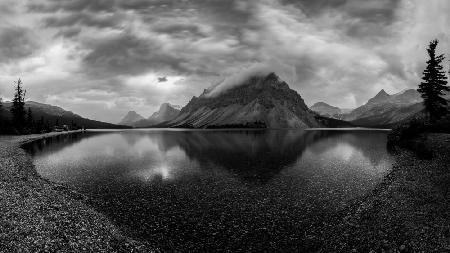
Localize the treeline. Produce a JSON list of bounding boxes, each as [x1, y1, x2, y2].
[[0, 79, 82, 135]]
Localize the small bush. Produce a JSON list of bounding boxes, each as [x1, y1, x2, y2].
[[387, 118, 426, 145], [387, 118, 433, 159], [428, 115, 450, 133]]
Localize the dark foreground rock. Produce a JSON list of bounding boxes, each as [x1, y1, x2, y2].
[[0, 132, 155, 252], [310, 133, 450, 252]]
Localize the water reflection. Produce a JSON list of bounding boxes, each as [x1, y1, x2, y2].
[[24, 129, 392, 252]]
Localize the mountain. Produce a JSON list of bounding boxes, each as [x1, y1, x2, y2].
[[310, 102, 343, 119], [0, 101, 128, 129], [367, 89, 390, 105], [148, 103, 181, 123], [344, 89, 424, 127], [163, 73, 323, 129], [118, 111, 145, 126], [133, 103, 181, 127]]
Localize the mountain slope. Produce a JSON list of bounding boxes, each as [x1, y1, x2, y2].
[[164, 73, 322, 129], [148, 103, 181, 123], [366, 89, 390, 105], [0, 101, 128, 129], [344, 89, 424, 127], [134, 103, 181, 127], [310, 102, 343, 119], [119, 111, 145, 126]]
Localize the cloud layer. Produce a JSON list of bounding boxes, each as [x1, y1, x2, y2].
[[0, 0, 449, 123]]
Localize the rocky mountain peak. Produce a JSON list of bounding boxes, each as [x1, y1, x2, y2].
[[119, 111, 145, 126], [168, 73, 321, 129], [368, 89, 390, 104]]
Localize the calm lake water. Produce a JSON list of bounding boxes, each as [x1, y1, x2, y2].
[[25, 129, 393, 252]]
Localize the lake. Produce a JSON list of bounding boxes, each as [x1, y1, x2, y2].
[[25, 129, 393, 252]]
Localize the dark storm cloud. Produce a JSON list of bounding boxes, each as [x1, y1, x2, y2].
[[29, 0, 256, 78], [152, 23, 207, 39], [44, 12, 120, 29], [28, 0, 115, 13], [82, 33, 188, 76], [282, 0, 399, 22], [283, 0, 400, 39], [158, 77, 168, 83], [0, 26, 39, 63]]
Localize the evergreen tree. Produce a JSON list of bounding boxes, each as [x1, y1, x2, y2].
[[36, 116, 45, 133], [10, 78, 27, 127], [27, 107, 33, 129], [417, 40, 450, 121], [0, 97, 3, 131]]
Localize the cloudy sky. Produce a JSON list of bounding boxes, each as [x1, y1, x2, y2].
[[0, 0, 449, 123]]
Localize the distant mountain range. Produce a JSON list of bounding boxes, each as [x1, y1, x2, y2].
[[310, 102, 352, 120], [119, 103, 181, 127], [6, 73, 447, 131], [311, 88, 449, 128], [343, 89, 424, 127], [0, 101, 128, 129]]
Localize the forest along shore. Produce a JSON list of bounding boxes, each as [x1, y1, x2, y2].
[[312, 133, 450, 252], [0, 131, 154, 252], [1, 131, 449, 252]]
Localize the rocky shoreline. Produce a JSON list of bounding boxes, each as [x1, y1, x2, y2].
[[1, 131, 449, 252], [311, 133, 450, 252], [0, 131, 154, 252]]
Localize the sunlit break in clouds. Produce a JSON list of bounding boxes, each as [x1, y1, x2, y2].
[[0, 0, 449, 123]]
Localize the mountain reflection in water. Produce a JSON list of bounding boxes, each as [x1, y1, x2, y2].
[[25, 129, 392, 252]]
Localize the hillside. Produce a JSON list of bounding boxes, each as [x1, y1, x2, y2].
[[311, 102, 345, 119], [0, 101, 128, 129]]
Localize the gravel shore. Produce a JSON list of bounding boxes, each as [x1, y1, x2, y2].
[[1, 131, 449, 252], [311, 133, 450, 252], [0, 131, 154, 252]]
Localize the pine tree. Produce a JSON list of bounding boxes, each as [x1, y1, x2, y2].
[[0, 97, 3, 131], [27, 107, 33, 129], [36, 116, 45, 133], [10, 78, 27, 128], [417, 40, 450, 121]]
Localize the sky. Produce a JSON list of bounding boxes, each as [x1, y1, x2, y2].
[[0, 0, 450, 123]]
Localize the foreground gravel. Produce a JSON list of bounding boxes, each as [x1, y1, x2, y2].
[[309, 133, 450, 252], [0, 132, 155, 252]]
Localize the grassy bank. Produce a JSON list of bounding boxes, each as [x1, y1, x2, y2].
[[0, 131, 154, 252], [310, 133, 450, 252]]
